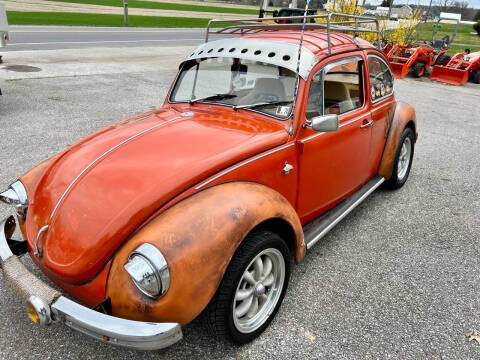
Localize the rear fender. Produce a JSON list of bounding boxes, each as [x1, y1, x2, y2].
[[106, 182, 304, 326], [378, 101, 417, 180]]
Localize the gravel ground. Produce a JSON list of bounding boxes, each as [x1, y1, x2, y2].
[[0, 51, 479, 359]]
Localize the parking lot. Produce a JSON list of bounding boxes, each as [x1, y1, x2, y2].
[[0, 40, 479, 359]]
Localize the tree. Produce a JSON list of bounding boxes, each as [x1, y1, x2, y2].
[[437, 0, 455, 12], [474, 9, 480, 21]]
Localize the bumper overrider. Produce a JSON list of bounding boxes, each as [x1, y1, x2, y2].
[[0, 216, 183, 350]]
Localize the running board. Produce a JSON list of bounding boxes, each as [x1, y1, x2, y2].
[[304, 176, 385, 250]]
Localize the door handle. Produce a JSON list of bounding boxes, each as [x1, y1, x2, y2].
[[360, 119, 374, 128]]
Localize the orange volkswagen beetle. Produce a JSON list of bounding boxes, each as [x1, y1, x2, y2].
[[0, 15, 417, 350]]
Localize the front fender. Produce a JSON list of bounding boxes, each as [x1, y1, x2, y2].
[[378, 101, 417, 180], [106, 182, 304, 326]]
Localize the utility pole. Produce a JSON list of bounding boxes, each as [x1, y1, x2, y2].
[[123, 0, 129, 26], [387, 0, 394, 19], [425, 0, 433, 22]]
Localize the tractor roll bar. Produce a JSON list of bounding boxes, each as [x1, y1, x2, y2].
[[205, 12, 381, 55]]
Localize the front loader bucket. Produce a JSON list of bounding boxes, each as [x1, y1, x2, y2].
[[390, 62, 409, 79], [430, 65, 469, 86]]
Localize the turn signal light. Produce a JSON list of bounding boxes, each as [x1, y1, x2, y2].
[[26, 301, 40, 324], [26, 296, 51, 326]]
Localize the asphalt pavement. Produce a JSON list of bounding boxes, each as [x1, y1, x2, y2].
[[3, 26, 209, 51], [0, 28, 480, 359]]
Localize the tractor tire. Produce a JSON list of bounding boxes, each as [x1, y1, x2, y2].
[[412, 62, 426, 78], [435, 54, 451, 66], [474, 72, 480, 84]]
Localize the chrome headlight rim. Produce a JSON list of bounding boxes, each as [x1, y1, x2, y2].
[[124, 243, 170, 299], [0, 181, 28, 221]]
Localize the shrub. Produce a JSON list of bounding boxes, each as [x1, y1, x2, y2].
[[474, 21, 480, 36], [320, 0, 422, 46]]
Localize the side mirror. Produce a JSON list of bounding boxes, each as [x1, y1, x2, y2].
[[310, 114, 339, 132]]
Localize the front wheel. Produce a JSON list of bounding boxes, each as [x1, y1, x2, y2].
[[412, 62, 426, 77], [202, 230, 291, 344], [435, 54, 451, 66], [385, 127, 415, 189]]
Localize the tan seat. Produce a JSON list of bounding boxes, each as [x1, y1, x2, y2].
[[324, 80, 354, 114]]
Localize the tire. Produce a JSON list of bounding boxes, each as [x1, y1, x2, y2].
[[412, 62, 426, 77], [474, 72, 480, 84], [385, 127, 415, 190], [435, 54, 451, 66], [201, 230, 291, 344]]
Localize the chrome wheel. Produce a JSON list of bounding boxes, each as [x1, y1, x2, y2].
[[397, 137, 412, 181], [232, 248, 285, 334]]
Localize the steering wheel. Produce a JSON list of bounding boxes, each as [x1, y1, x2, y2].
[[442, 35, 450, 47]]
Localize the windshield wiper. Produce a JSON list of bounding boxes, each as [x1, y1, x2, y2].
[[233, 100, 292, 112], [189, 93, 237, 105]]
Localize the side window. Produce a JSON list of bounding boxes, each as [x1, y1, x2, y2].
[[306, 58, 364, 121], [368, 56, 394, 102]]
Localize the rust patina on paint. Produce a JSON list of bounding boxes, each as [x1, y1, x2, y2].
[[378, 101, 417, 180], [106, 182, 304, 326]]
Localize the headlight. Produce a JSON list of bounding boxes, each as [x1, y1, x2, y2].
[[0, 181, 28, 221], [124, 243, 170, 298]]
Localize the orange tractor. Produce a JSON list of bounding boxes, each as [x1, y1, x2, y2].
[[430, 49, 480, 85], [386, 16, 459, 79]]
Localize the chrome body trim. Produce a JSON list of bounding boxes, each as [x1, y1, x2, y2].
[[371, 99, 394, 113], [305, 176, 385, 249], [0, 181, 28, 221], [195, 142, 295, 190], [50, 116, 181, 220], [27, 295, 52, 326], [0, 216, 183, 351], [303, 55, 366, 131], [0, 216, 15, 261], [322, 56, 366, 118], [51, 296, 182, 351], [33, 225, 48, 256], [185, 38, 318, 80]]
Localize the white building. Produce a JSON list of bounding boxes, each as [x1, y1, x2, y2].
[[375, 5, 412, 18]]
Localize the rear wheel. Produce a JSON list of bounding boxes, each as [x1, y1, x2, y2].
[[385, 127, 415, 189], [435, 54, 451, 66], [474, 72, 480, 84], [412, 62, 426, 77], [202, 230, 291, 344]]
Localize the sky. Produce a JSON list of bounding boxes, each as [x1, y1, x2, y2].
[[367, 0, 480, 8]]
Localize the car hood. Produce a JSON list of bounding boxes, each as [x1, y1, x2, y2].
[[26, 107, 288, 284]]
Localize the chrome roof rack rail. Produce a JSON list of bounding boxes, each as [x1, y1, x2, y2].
[[205, 12, 381, 55]]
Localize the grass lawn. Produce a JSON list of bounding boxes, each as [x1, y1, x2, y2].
[[45, 0, 259, 15], [7, 11, 232, 27], [415, 22, 480, 55]]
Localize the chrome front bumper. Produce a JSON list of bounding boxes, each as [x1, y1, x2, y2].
[[0, 216, 183, 351]]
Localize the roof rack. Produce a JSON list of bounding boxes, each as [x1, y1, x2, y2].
[[206, 12, 381, 55]]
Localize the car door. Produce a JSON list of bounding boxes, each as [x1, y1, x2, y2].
[[366, 53, 396, 176], [296, 54, 373, 222]]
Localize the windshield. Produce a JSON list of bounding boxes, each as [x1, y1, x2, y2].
[[170, 57, 297, 120]]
